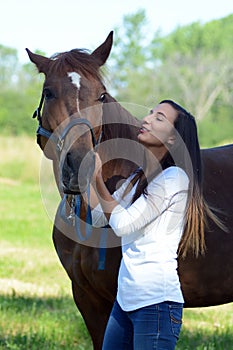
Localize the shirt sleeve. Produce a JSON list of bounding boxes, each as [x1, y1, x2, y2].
[[91, 203, 108, 228], [109, 167, 189, 237], [91, 174, 135, 228]]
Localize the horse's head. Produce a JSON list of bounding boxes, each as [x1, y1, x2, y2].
[[26, 32, 113, 194]]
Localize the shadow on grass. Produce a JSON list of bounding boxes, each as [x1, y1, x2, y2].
[[0, 293, 92, 350], [0, 292, 73, 313]]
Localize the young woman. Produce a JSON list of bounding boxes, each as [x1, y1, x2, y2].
[[90, 100, 217, 350]]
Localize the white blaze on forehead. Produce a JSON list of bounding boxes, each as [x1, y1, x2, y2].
[[68, 72, 81, 89], [68, 72, 81, 112]]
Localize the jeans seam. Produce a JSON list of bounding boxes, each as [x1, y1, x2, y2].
[[153, 305, 160, 349]]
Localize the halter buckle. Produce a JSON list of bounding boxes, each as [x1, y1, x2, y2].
[[57, 138, 64, 152]]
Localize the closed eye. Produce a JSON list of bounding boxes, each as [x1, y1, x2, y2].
[[150, 110, 164, 121], [155, 112, 166, 121]]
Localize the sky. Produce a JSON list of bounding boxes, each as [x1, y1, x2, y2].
[[1, 0, 232, 63]]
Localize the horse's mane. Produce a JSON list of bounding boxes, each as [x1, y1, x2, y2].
[[102, 93, 140, 142], [100, 93, 143, 179], [47, 49, 102, 80]]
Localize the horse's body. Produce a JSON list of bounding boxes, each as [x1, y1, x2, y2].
[[27, 33, 233, 350]]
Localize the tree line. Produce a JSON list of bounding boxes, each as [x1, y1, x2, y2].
[[0, 10, 232, 147]]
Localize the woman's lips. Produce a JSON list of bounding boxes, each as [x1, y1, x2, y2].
[[139, 126, 149, 134]]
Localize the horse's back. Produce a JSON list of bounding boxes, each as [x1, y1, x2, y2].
[[202, 144, 233, 209]]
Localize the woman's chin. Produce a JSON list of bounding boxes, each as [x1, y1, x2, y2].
[[137, 133, 146, 144]]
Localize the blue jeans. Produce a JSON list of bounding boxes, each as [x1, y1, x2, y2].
[[102, 300, 183, 350]]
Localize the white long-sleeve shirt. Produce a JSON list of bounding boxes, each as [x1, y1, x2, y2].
[[91, 166, 189, 311]]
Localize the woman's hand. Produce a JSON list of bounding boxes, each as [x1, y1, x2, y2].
[[90, 152, 103, 208], [93, 152, 103, 182], [91, 152, 119, 220]]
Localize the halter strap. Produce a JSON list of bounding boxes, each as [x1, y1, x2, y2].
[[33, 94, 106, 269], [32, 94, 102, 153], [57, 117, 100, 152]]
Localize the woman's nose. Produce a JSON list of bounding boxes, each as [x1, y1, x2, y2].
[[143, 114, 151, 124]]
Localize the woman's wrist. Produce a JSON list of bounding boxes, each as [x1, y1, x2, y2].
[[92, 152, 119, 220]]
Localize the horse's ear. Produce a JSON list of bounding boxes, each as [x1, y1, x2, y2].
[[25, 48, 50, 74], [91, 31, 113, 66]]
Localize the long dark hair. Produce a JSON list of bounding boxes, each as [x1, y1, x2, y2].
[[130, 99, 223, 258]]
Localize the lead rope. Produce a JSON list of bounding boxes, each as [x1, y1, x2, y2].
[[59, 187, 107, 270], [70, 186, 107, 271], [74, 187, 93, 241], [63, 141, 107, 270]]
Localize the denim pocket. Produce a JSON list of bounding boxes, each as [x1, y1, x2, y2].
[[169, 304, 183, 339]]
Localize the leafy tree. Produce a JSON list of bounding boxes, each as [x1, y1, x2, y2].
[[108, 9, 159, 107], [109, 12, 233, 146], [150, 16, 233, 127], [0, 13, 232, 147], [0, 45, 19, 89], [0, 46, 43, 135]]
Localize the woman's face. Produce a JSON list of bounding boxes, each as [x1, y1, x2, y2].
[[138, 103, 178, 148]]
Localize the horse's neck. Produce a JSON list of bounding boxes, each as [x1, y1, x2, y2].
[[102, 96, 140, 140], [101, 97, 142, 182]]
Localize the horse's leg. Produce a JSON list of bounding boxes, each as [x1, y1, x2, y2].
[[70, 244, 120, 350], [52, 227, 76, 280], [71, 280, 113, 350], [53, 227, 116, 349]]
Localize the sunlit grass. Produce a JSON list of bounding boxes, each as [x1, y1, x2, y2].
[[178, 304, 233, 349], [0, 135, 41, 183], [0, 136, 92, 349]]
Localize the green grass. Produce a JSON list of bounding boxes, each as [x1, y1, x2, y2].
[[0, 136, 92, 349], [0, 136, 233, 349]]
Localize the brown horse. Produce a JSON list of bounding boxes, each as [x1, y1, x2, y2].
[[27, 32, 233, 350]]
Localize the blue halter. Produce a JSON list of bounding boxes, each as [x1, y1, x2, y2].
[[59, 191, 107, 270], [33, 94, 107, 270]]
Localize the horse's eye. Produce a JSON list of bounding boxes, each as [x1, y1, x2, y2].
[[98, 93, 106, 103], [43, 88, 55, 100]]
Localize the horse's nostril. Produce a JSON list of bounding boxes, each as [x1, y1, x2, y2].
[[66, 152, 72, 168], [65, 152, 80, 171]]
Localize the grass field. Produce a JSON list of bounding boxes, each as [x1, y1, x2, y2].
[[0, 136, 233, 349]]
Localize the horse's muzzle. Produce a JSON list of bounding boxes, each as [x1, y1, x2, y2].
[[61, 150, 95, 195]]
